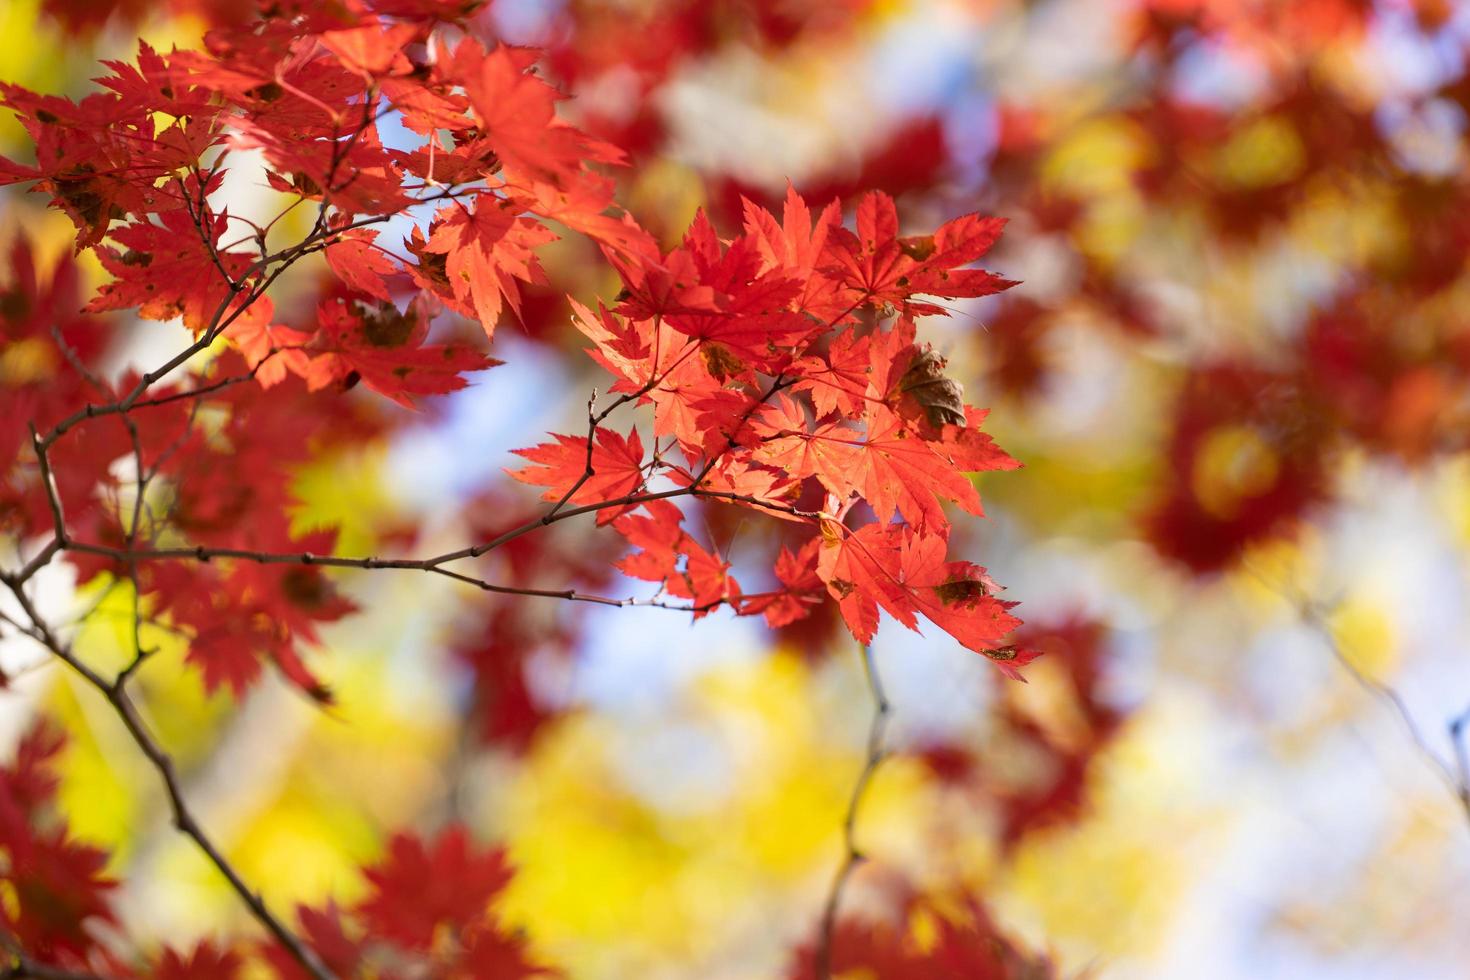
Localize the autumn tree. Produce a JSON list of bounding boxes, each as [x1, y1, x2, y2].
[[0, 2, 1059, 977], [10, 0, 1470, 976]]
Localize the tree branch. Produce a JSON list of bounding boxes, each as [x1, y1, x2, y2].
[[0, 586, 334, 980], [814, 643, 890, 980], [1248, 564, 1470, 829]]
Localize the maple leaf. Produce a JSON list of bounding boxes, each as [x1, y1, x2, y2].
[[740, 537, 825, 628], [670, 453, 800, 520], [0, 44, 225, 248], [904, 211, 1015, 300], [817, 522, 1030, 678], [856, 407, 984, 531], [456, 922, 558, 979], [613, 499, 687, 584], [676, 534, 742, 614], [223, 296, 313, 389], [613, 500, 740, 614], [938, 406, 1022, 479], [791, 327, 873, 419], [569, 300, 717, 454], [750, 393, 862, 501], [324, 229, 400, 301], [87, 198, 253, 333], [518, 174, 657, 260], [357, 827, 514, 951], [138, 529, 354, 701], [300, 294, 501, 408], [742, 184, 847, 320], [0, 722, 65, 816], [318, 22, 421, 77], [613, 211, 814, 379], [1, 831, 118, 962], [508, 426, 645, 523], [155, 942, 245, 980], [569, 298, 653, 393], [0, 724, 117, 964], [823, 192, 1018, 315], [450, 39, 624, 187], [421, 198, 558, 337]]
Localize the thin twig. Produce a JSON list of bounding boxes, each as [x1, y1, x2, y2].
[[61, 488, 815, 573], [1248, 564, 1470, 828], [814, 644, 890, 980]]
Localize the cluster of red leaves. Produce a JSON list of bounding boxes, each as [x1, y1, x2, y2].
[[513, 0, 1470, 575], [788, 887, 1055, 980], [0, 724, 115, 966], [0, 238, 106, 534], [267, 827, 552, 979], [0, 236, 376, 697], [0, 0, 1035, 698], [508, 188, 1035, 675], [0, 723, 546, 978], [0, 250, 381, 695], [0, 0, 1085, 973], [0, 0, 1044, 968]]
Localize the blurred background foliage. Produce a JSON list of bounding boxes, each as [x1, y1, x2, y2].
[[4, 0, 1470, 977]]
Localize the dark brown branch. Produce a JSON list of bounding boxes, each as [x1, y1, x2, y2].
[[814, 643, 890, 980], [0, 167, 483, 980], [61, 488, 815, 574], [0, 587, 333, 980]]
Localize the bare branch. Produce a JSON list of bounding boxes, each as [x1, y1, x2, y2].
[[1248, 564, 1470, 828], [0, 587, 334, 980], [61, 487, 814, 574], [814, 644, 890, 980]]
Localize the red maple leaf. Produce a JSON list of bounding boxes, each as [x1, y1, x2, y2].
[[823, 192, 1017, 315], [509, 426, 645, 522], [740, 537, 825, 628], [0, 724, 117, 964], [299, 294, 501, 408], [451, 40, 624, 188], [154, 942, 245, 980], [613, 500, 741, 614], [357, 827, 514, 951], [817, 522, 1032, 678], [86, 192, 253, 333], [324, 229, 400, 302], [420, 197, 558, 337]]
